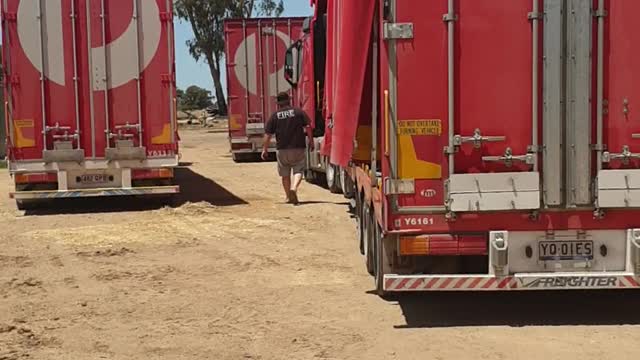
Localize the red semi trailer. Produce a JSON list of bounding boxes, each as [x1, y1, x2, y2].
[[2, 0, 179, 209], [224, 17, 305, 162], [288, 0, 640, 295]]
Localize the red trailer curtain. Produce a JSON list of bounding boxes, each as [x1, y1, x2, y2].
[[329, 0, 376, 166]]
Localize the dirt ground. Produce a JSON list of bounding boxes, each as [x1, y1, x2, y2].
[[2, 129, 640, 360]]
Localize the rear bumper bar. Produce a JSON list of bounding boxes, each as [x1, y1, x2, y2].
[[384, 272, 640, 292], [10, 185, 180, 200], [230, 137, 277, 153]]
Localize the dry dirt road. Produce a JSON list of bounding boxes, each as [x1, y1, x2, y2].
[[2, 129, 640, 360]]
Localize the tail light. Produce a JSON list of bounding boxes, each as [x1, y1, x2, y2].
[[399, 234, 487, 256], [132, 168, 174, 180], [15, 173, 57, 184]]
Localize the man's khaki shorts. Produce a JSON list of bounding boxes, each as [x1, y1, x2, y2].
[[277, 148, 306, 177]]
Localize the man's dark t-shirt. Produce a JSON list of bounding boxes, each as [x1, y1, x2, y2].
[[265, 106, 310, 150]]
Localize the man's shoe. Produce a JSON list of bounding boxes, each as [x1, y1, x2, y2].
[[288, 190, 299, 205]]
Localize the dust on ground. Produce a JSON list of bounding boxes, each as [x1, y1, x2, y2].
[[1, 129, 640, 360]]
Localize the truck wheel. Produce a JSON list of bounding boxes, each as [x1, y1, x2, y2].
[[373, 221, 387, 297], [339, 167, 355, 199], [232, 153, 245, 163], [305, 168, 318, 184], [326, 164, 341, 193], [356, 192, 365, 255], [16, 200, 37, 211], [364, 204, 375, 276]]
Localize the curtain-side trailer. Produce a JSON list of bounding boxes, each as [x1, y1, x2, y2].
[[289, 0, 640, 296], [1, 0, 180, 209]]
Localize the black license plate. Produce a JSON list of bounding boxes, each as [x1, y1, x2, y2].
[[79, 174, 110, 184], [538, 240, 594, 261]]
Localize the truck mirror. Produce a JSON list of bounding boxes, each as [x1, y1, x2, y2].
[[284, 43, 297, 87]]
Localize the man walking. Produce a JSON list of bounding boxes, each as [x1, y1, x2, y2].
[[262, 92, 313, 205]]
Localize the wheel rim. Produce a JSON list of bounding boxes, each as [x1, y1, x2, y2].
[[326, 164, 335, 187]]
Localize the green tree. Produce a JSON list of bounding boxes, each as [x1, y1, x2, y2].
[[174, 0, 285, 116], [180, 85, 214, 111]]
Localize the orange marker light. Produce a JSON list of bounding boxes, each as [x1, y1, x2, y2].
[[400, 236, 430, 256]]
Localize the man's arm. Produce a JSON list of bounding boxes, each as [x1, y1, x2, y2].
[[262, 116, 276, 160], [262, 133, 273, 159]]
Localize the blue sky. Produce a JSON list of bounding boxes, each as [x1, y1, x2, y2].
[[174, 0, 313, 93]]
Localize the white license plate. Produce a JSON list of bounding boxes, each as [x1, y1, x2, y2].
[[78, 174, 111, 184], [539, 240, 594, 261]]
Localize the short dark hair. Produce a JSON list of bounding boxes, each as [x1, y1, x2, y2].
[[277, 92, 290, 105]]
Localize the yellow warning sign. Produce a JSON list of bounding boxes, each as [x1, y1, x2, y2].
[[14, 119, 34, 128], [398, 119, 442, 136]]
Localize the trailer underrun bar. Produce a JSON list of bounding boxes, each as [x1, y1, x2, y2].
[[10, 186, 180, 200], [384, 273, 640, 292]]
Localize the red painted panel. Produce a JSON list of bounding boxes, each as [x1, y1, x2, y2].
[[454, 0, 535, 174], [392, 0, 537, 209], [602, 0, 640, 169], [321, 0, 336, 157], [391, 210, 640, 233], [329, 0, 375, 166]]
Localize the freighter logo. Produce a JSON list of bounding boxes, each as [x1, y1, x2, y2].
[[17, 0, 162, 90], [520, 276, 618, 289]]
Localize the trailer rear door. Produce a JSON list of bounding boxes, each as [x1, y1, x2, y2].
[[386, 0, 541, 213], [597, 0, 640, 208], [2, 0, 177, 162], [225, 18, 302, 141]]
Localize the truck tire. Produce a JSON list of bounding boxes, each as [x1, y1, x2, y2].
[[364, 204, 375, 276], [16, 200, 37, 211], [356, 192, 365, 255], [232, 152, 246, 163], [339, 167, 355, 199], [305, 168, 318, 184], [326, 164, 341, 193], [373, 221, 387, 297]]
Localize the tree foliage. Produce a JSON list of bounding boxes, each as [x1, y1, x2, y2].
[[174, 0, 285, 116], [178, 85, 214, 111]]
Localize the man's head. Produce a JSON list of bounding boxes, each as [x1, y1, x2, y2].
[[277, 92, 290, 107]]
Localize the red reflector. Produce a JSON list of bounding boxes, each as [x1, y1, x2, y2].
[[15, 173, 57, 184], [132, 168, 174, 180]]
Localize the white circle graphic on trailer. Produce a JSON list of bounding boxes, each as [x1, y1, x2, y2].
[[234, 29, 292, 97], [17, 0, 162, 90]]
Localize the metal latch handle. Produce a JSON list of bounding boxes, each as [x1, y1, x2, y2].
[[44, 123, 72, 133], [114, 123, 141, 131], [453, 128, 506, 149], [52, 133, 79, 141], [602, 145, 640, 165], [482, 147, 535, 167]]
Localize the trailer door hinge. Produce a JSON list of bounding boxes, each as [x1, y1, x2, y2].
[[527, 12, 543, 20], [159, 12, 173, 22], [383, 22, 414, 40], [594, 9, 608, 18], [160, 74, 173, 83], [442, 14, 458, 22], [3, 12, 17, 21]]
